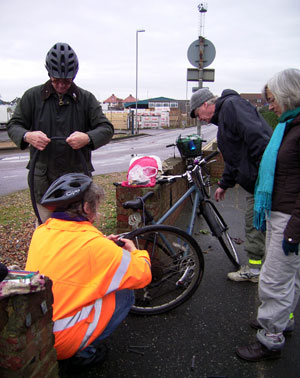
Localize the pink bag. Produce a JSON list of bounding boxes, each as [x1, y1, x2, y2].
[[121, 156, 159, 187]]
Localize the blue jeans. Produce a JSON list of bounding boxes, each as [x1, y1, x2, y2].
[[76, 290, 134, 359]]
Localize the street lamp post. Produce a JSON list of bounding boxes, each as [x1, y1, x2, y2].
[[135, 29, 145, 135]]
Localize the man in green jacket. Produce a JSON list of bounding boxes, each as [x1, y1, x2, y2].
[[7, 42, 114, 223]]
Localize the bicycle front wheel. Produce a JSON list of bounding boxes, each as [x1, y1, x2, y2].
[[201, 201, 240, 268], [127, 225, 204, 315]]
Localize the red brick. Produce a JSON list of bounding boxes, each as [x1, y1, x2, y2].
[[0, 354, 23, 370], [0, 277, 58, 377], [28, 348, 58, 378]]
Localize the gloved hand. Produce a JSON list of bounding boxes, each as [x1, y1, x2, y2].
[[282, 239, 299, 256]]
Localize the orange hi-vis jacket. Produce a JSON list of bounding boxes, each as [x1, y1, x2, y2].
[[25, 218, 151, 360]]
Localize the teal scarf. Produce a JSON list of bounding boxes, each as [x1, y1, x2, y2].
[[253, 107, 300, 230]]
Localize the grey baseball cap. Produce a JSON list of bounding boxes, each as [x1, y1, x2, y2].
[[190, 88, 214, 118]]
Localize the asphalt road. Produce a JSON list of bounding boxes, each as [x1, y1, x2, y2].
[[58, 185, 300, 378], [0, 126, 217, 196]]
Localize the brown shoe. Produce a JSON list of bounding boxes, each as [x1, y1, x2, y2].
[[236, 342, 281, 362], [250, 319, 293, 336]]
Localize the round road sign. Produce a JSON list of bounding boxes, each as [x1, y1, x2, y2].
[[187, 38, 216, 68]]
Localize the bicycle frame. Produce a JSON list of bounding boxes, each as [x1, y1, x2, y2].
[[122, 149, 239, 267], [155, 184, 201, 237], [123, 149, 239, 314]]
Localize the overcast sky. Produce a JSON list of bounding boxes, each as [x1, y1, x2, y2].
[[1, 0, 299, 103]]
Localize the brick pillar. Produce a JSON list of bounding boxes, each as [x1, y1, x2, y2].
[[202, 149, 224, 180], [0, 277, 59, 378]]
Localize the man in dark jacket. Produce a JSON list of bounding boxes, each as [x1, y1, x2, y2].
[[190, 88, 272, 282], [7, 42, 114, 223]]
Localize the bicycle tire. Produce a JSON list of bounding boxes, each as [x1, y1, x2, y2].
[[201, 201, 240, 268], [127, 224, 204, 315]]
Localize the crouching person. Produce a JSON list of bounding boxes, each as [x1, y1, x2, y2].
[[25, 173, 152, 370]]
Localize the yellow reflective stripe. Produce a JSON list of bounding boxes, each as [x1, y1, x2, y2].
[[248, 259, 262, 265], [290, 312, 294, 319]]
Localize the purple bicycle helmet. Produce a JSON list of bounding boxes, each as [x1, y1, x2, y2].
[[45, 42, 79, 79], [41, 173, 92, 209]]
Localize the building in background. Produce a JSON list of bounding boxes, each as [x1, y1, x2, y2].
[[240, 93, 266, 109], [101, 95, 193, 131], [0, 99, 18, 129], [103, 94, 124, 110]]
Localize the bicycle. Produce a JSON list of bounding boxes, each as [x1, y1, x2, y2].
[[116, 137, 240, 315]]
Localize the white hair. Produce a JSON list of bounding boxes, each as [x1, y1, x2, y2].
[[206, 96, 218, 105], [266, 68, 300, 112]]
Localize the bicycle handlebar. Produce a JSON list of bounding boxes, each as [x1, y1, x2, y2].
[[166, 140, 207, 149], [121, 149, 219, 209], [156, 149, 219, 185], [197, 150, 219, 166], [157, 177, 177, 184]]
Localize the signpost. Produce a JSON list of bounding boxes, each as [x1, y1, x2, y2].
[[187, 3, 216, 133], [186, 37, 216, 89], [187, 38, 216, 68]]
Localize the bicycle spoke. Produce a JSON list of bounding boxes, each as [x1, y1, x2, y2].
[[128, 225, 204, 315]]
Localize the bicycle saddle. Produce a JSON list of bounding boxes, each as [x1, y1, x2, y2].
[[122, 191, 154, 210]]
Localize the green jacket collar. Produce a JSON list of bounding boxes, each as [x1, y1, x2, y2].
[[42, 80, 80, 103]]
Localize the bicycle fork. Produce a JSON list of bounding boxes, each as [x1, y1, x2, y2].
[[200, 200, 224, 237]]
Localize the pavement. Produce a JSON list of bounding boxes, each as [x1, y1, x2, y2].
[[2, 129, 299, 377], [58, 185, 299, 378]]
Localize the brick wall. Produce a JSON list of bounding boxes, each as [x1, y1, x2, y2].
[[0, 278, 59, 378], [116, 147, 224, 233], [202, 144, 224, 181]]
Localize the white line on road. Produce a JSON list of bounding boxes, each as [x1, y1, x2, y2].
[[1, 156, 29, 161]]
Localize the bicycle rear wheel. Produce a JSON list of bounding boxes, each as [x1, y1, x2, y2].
[[127, 225, 204, 315], [201, 201, 240, 268]]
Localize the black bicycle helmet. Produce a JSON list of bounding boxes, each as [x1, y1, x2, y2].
[[45, 42, 79, 79], [41, 173, 92, 209]]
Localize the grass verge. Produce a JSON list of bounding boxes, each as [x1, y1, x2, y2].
[[0, 172, 126, 269]]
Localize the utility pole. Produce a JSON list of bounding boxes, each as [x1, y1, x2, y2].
[[135, 29, 145, 135]]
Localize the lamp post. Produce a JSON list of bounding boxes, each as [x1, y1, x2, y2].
[[135, 29, 145, 134]]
